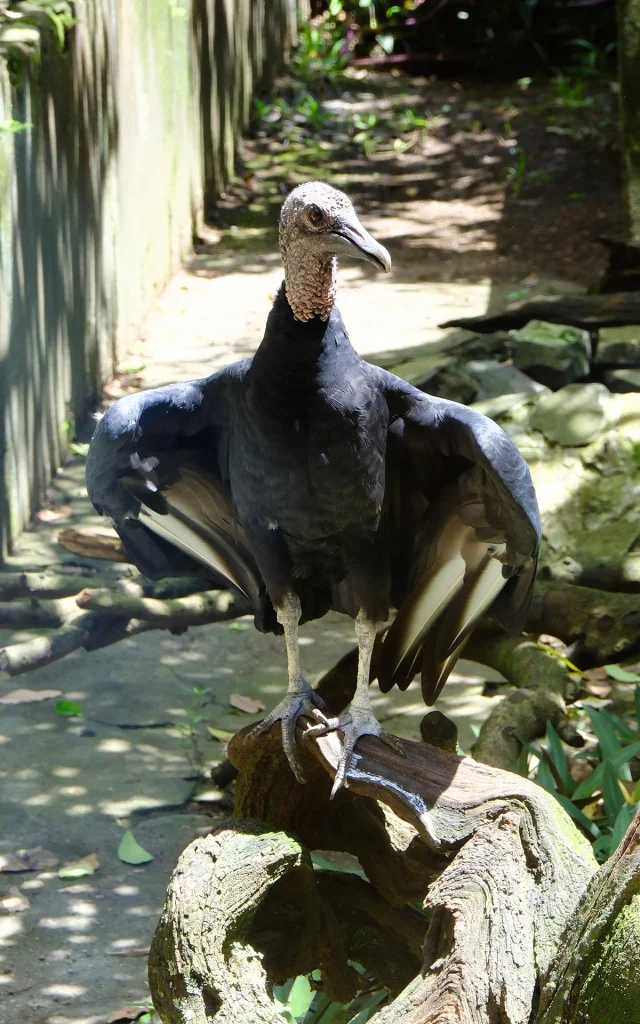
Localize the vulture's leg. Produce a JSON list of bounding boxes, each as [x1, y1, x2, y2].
[[247, 590, 326, 783], [307, 610, 404, 798]]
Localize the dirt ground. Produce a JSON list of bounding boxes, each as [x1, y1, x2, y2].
[[0, 71, 623, 1024]]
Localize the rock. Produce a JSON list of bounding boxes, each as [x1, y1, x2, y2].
[[465, 360, 548, 400], [604, 368, 640, 393], [530, 383, 616, 446], [596, 325, 640, 367], [472, 387, 640, 590], [418, 358, 546, 405], [511, 320, 591, 390], [418, 362, 478, 404]]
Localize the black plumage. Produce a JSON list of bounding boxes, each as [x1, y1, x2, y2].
[[87, 182, 540, 793]]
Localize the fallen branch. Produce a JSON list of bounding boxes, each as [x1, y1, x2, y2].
[[148, 720, 598, 1023], [439, 292, 640, 334], [527, 580, 640, 662], [466, 632, 582, 771], [0, 569, 121, 600], [57, 525, 130, 562], [75, 587, 250, 626]]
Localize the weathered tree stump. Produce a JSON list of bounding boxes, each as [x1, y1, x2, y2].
[[146, 715, 640, 1024]]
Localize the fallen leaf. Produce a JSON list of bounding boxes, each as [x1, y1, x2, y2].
[[36, 505, 73, 523], [206, 725, 235, 742], [0, 847, 59, 873], [582, 667, 609, 682], [191, 784, 226, 803], [58, 853, 100, 879], [605, 664, 640, 683], [0, 886, 30, 913], [117, 830, 153, 866], [583, 680, 612, 698], [54, 699, 83, 717], [229, 693, 265, 715], [106, 1007, 147, 1024], [0, 688, 62, 705]]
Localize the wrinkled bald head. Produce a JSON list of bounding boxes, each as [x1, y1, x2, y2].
[[279, 182, 391, 321]]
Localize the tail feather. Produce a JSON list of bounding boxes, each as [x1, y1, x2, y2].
[[378, 514, 507, 697], [421, 554, 506, 705]]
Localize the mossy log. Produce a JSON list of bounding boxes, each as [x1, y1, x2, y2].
[[149, 719, 602, 1023]]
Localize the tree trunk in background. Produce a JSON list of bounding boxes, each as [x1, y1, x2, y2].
[[618, 0, 640, 241]]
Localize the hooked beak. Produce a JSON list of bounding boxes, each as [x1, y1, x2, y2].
[[329, 211, 392, 273]]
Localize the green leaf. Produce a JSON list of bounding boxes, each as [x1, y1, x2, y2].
[[311, 853, 366, 877], [602, 711, 638, 744], [54, 699, 83, 717], [69, 442, 90, 457], [535, 757, 558, 794], [585, 707, 622, 759], [551, 792, 601, 838], [635, 684, 640, 726], [286, 975, 315, 1019], [602, 761, 625, 820], [57, 853, 99, 879], [610, 802, 637, 854], [117, 830, 153, 865], [545, 721, 573, 794], [206, 725, 235, 743], [605, 664, 640, 683], [572, 741, 640, 800], [347, 991, 388, 1023]]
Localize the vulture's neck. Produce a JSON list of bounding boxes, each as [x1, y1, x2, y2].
[[251, 285, 355, 389], [283, 245, 337, 322]]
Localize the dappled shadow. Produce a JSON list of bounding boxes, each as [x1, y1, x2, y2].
[[0, 16, 118, 560]]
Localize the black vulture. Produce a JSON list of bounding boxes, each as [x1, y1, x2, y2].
[[87, 182, 540, 796]]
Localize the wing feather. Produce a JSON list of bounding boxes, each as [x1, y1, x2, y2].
[[377, 369, 541, 697], [86, 364, 263, 610]]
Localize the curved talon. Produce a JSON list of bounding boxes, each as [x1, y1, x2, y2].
[[305, 705, 405, 799], [246, 679, 325, 784]]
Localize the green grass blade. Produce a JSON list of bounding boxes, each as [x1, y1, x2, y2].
[[602, 761, 625, 821], [535, 757, 558, 793], [585, 707, 622, 759], [572, 741, 640, 800], [602, 711, 638, 743], [551, 791, 601, 839], [545, 720, 573, 794], [610, 802, 638, 854]]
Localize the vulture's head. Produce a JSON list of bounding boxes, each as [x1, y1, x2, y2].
[[279, 181, 391, 321]]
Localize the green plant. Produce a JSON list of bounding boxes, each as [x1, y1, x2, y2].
[[176, 685, 215, 775], [295, 93, 329, 129], [292, 19, 347, 82], [518, 688, 640, 861], [0, 118, 32, 136], [505, 147, 528, 197], [552, 74, 593, 109], [274, 967, 388, 1023]]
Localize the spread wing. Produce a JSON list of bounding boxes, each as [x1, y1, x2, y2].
[[377, 370, 541, 703], [86, 365, 262, 609]]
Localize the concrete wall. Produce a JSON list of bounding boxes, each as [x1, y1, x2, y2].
[[0, 0, 297, 558]]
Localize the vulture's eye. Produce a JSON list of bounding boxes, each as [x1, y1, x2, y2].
[[307, 204, 324, 227]]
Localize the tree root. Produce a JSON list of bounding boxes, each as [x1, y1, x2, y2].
[[149, 720, 600, 1024], [538, 805, 640, 1024]]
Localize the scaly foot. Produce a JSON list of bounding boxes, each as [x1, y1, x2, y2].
[[305, 704, 405, 798], [247, 676, 326, 783]]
